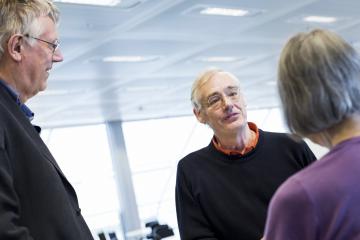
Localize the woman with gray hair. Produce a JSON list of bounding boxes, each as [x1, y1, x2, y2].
[[264, 29, 360, 239]]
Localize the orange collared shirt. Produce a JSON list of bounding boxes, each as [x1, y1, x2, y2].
[[212, 122, 259, 156]]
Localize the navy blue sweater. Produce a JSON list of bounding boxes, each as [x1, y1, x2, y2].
[[176, 130, 316, 240]]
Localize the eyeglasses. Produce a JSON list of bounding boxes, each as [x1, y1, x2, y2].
[[24, 34, 60, 53], [203, 87, 241, 109]]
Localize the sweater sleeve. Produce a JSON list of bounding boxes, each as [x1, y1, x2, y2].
[[263, 177, 317, 240], [175, 161, 218, 240]]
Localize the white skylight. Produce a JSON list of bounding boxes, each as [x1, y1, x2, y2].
[[303, 16, 337, 23], [38, 89, 85, 96], [102, 56, 160, 62], [197, 56, 245, 62], [266, 81, 277, 86], [53, 0, 121, 6], [200, 7, 249, 17]]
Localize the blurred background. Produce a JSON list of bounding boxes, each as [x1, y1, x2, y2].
[[32, 0, 356, 238]]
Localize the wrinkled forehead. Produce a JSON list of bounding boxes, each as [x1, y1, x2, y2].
[[200, 72, 241, 94]]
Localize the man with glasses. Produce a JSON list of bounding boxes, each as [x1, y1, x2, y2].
[[25, 34, 60, 53], [0, 1, 94, 239], [175, 68, 316, 240]]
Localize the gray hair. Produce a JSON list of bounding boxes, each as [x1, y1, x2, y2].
[[191, 68, 240, 111], [278, 28, 360, 137], [0, 0, 59, 58]]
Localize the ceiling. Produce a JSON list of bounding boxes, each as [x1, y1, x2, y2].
[[28, 0, 360, 128]]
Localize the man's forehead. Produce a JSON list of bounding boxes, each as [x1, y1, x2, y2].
[[201, 86, 240, 100], [212, 72, 240, 84], [203, 76, 240, 90], [197, 71, 241, 95]]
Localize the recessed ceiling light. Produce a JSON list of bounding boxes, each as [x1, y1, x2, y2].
[[197, 56, 245, 62], [200, 7, 249, 17], [102, 56, 160, 62], [125, 86, 169, 92], [53, 0, 121, 6], [303, 16, 337, 23]]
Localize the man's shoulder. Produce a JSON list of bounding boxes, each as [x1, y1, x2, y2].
[[259, 130, 314, 157], [0, 85, 15, 111], [260, 129, 290, 138], [0, 99, 9, 120], [0, 96, 16, 120], [178, 145, 211, 167], [260, 130, 316, 166], [261, 130, 305, 145]]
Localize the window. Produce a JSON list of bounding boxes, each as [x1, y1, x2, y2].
[[41, 124, 123, 239]]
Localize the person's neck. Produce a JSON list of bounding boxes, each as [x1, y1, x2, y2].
[[0, 65, 17, 89], [0, 68, 29, 103], [330, 114, 360, 147], [216, 124, 253, 150], [0, 68, 8, 82]]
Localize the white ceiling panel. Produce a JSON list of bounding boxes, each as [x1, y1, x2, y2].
[[27, 0, 360, 128]]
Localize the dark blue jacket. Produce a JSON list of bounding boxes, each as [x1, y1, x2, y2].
[[0, 84, 94, 240]]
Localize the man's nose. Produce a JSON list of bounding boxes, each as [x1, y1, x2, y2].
[[222, 96, 233, 110], [52, 49, 63, 62], [223, 95, 233, 105]]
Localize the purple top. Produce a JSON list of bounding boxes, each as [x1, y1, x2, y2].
[[264, 136, 360, 240]]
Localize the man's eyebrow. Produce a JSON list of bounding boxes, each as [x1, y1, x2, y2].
[[227, 86, 239, 91], [205, 86, 239, 99], [205, 92, 221, 99]]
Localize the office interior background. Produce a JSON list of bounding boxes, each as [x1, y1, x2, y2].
[[30, 0, 356, 239]]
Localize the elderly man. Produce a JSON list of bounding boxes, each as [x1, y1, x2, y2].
[[175, 68, 316, 240], [0, 0, 93, 239]]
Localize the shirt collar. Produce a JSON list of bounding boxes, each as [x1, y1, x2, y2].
[[0, 79, 34, 121], [212, 122, 259, 156]]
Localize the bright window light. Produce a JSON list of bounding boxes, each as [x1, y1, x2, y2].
[[38, 89, 74, 96], [54, 0, 121, 6], [266, 81, 277, 86], [102, 56, 160, 62], [197, 56, 245, 62], [303, 16, 337, 23], [200, 7, 249, 17]]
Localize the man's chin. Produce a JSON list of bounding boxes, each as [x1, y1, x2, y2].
[[36, 86, 47, 96], [40, 81, 48, 91]]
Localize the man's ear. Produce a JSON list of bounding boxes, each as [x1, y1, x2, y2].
[[7, 34, 24, 62], [193, 108, 206, 124]]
